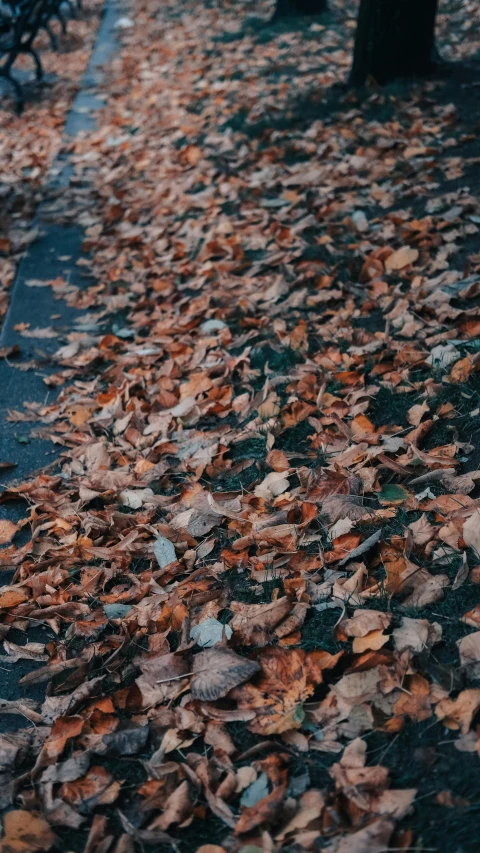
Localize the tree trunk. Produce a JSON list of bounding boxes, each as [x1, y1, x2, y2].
[[349, 0, 439, 85], [272, 0, 327, 20]]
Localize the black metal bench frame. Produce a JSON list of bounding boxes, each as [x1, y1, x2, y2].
[[0, 0, 81, 110]]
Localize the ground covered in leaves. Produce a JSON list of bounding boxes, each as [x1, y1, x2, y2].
[[1, 0, 480, 851]]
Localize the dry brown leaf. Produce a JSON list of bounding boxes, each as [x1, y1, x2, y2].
[[333, 563, 367, 604], [0, 520, 18, 545], [275, 789, 325, 841], [450, 356, 472, 383], [452, 554, 469, 590], [330, 819, 394, 853], [191, 648, 261, 701], [338, 529, 383, 566], [233, 648, 328, 735], [230, 598, 293, 646], [338, 609, 392, 639], [0, 589, 28, 609], [254, 471, 290, 500], [372, 787, 416, 819], [136, 652, 190, 709], [408, 513, 436, 546], [461, 605, 480, 628], [234, 785, 286, 835], [61, 766, 120, 809], [435, 689, 480, 733], [352, 630, 389, 653], [274, 603, 308, 639], [393, 617, 442, 652], [407, 400, 430, 426], [330, 738, 389, 804], [321, 495, 366, 525], [196, 847, 227, 853], [3, 642, 48, 663], [463, 510, 480, 556], [458, 631, 480, 678], [443, 471, 480, 495], [385, 246, 419, 270], [148, 781, 192, 830], [0, 810, 55, 852]]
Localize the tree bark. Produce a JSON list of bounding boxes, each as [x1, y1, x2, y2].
[[349, 0, 439, 85], [272, 0, 327, 20]]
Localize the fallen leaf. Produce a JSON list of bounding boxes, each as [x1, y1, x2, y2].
[[196, 847, 227, 853], [458, 631, 480, 678], [408, 514, 436, 546], [378, 484, 410, 505], [450, 356, 472, 383], [233, 648, 331, 735], [191, 648, 261, 701], [393, 617, 442, 653], [148, 780, 192, 830], [452, 554, 469, 590], [235, 785, 286, 835], [240, 772, 269, 808], [61, 766, 121, 809], [254, 471, 290, 500], [426, 344, 461, 369], [461, 605, 480, 628], [338, 529, 383, 566], [3, 641, 48, 663], [230, 598, 293, 645], [275, 789, 325, 840], [385, 246, 419, 270], [190, 618, 233, 647], [463, 510, 480, 557], [0, 589, 27, 608], [435, 689, 480, 733], [0, 520, 18, 545], [329, 819, 394, 853], [153, 534, 177, 568], [0, 810, 55, 852]]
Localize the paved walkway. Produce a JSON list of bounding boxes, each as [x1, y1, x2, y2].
[[0, 0, 120, 491], [0, 0, 121, 724]]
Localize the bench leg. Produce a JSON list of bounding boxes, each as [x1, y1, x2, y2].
[[22, 32, 44, 81], [13, 77, 25, 113], [55, 10, 67, 34], [30, 48, 43, 80], [45, 23, 58, 50]]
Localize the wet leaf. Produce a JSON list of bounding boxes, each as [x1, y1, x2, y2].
[[378, 484, 410, 505], [154, 534, 177, 568]]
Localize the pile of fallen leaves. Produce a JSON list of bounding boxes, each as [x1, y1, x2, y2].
[[1, 0, 480, 850], [0, 0, 102, 326]]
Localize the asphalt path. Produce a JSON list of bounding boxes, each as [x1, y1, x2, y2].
[[0, 0, 120, 729]]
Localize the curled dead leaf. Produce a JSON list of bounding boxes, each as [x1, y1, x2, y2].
[[435, 689, 480, 734]]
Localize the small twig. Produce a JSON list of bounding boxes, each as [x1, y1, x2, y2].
[[156, 671, 193, 684], [378, 731, 401, 763]]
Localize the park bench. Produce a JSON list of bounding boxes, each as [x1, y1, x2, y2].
[[0, 0, 80, 110]]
